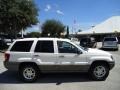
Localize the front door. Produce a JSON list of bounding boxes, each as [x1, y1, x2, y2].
[[56, 41, 87, 72]]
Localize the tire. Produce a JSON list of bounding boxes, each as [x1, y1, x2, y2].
[[89, 63, 109, 81], [19, 65, 39, 83]]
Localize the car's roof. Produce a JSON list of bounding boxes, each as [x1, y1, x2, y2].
[[15, 38, 70, 42]]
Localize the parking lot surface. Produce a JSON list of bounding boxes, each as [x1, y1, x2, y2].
[[0, 44, 120, 90]]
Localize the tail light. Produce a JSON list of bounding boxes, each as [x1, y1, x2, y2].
[[4, 53, 10, 61]]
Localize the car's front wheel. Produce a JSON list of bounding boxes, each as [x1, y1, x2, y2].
[[89, 63, 109, 81], [19, 65, 39, 82]]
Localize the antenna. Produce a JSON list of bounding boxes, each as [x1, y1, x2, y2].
[[73, 19, 77, 34]]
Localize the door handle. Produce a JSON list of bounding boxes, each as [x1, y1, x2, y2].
[[59, 55, 64, 58], [34, 55, 40, 57]]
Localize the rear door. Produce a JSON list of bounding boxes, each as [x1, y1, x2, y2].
[[33, 40, 58, 72]]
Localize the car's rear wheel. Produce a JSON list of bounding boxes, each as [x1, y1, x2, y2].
[[19, 65, 39, 82], [89, 63, 109, 81]]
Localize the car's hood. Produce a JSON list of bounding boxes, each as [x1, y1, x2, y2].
[[87, 48, 111, 56]]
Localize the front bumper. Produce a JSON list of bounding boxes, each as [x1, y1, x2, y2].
[[108, 61, 115, 70]]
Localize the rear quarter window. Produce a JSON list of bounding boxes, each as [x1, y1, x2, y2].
[[10, 41, 33, 52]]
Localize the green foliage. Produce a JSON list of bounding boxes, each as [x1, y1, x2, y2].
[[78, 29, 82, 32], [41, 19, 65, 37], [26, 32, 41, 38], [0, 0, 38, 35]]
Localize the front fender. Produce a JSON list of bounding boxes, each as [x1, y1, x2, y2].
[[88, 56, 113, 64]]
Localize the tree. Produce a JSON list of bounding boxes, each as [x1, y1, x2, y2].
[[26, 32, 41, 38], [0, 0, 38, 38], [41, 19, 65, 37], [65, 26, 69, 38], [78, 29, 82, 32]]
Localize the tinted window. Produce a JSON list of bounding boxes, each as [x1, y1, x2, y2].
[[81, 38, 88, 42], [80, 38, 91, 43], [57, 41, 78, 53], [104, 38, 116, 41], [35, 41, 54, 53], [10, 41, 33, 52]]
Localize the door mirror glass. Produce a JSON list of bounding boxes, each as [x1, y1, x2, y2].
[[76, 50, 82, 54]]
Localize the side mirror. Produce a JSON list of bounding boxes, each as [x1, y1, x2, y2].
[[77, 50, 82, 54]]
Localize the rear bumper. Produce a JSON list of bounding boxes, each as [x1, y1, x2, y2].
[[4, 61, 19, 71], [102, 46, 118, 49]]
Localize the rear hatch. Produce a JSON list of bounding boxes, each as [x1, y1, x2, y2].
[[103, 37, 118, 47]]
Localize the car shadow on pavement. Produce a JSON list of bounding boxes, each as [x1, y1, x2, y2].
[[0, 70, 94, 85], [37, 73, 93, 85]]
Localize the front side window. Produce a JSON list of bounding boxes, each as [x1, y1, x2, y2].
[[35, 40, 54, 53], [10, 41, 33, 52], [57, 41, 78, 53]]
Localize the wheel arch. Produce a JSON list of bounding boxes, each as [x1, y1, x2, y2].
[[90, 60, 110, 70], [19, 62, 40, 71]]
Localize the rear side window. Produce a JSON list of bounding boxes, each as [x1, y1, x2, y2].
[[35, 41, 54, 53], [10, 41, 33, 52]]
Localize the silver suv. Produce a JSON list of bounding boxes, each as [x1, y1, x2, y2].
[[102, 37, 119, 50], [4, 38, 115, 82]]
